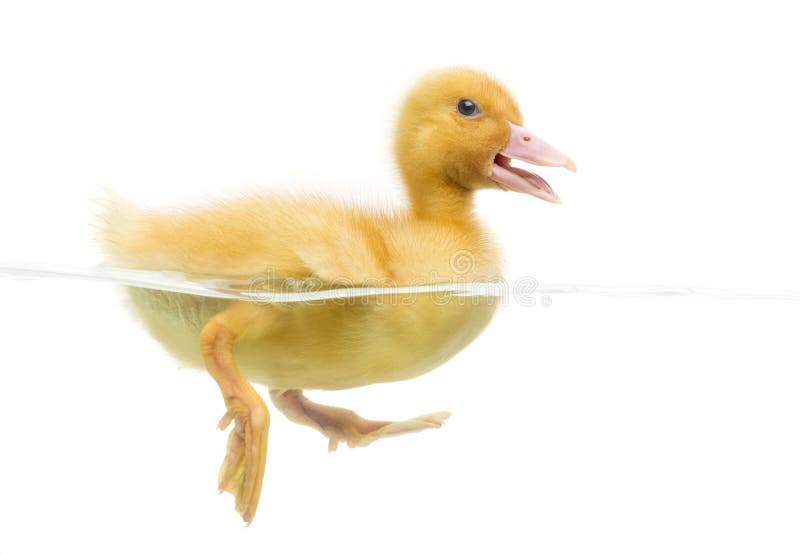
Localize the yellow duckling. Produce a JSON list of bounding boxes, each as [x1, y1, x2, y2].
[[97, 67, 575, 523]]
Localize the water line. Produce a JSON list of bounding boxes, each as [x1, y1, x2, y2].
[[2, 262, 799, 303]]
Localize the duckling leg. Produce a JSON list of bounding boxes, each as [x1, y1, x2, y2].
[[199, 305, 271, 524], [270, 389, 450, 452]]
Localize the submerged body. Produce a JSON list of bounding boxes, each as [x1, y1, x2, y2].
[[128, 289, 497, 390], [98, 68, 575, 523]]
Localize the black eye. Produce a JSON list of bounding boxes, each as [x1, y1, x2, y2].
[[457, 98, 479, 117]]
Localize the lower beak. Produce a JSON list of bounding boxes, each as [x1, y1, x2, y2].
[[489, 122, 576, 203]]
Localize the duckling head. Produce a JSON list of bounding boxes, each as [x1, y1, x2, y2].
[[395, 67, 575, 215]]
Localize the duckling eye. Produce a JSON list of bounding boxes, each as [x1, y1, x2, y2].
[[457, 98, 480, 117]]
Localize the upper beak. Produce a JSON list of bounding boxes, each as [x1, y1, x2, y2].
[[489, 122, 576, 203]]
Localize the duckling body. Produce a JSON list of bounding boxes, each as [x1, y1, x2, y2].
[[98, 67, 575, 523], [111, 194, 501, 391]]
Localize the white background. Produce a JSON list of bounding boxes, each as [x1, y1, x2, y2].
[[1, 1, 799, 553]]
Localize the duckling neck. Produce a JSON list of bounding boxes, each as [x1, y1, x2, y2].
[[405, 176, 475, 221]]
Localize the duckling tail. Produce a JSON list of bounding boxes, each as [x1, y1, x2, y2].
[[90, 187, 145, 266]]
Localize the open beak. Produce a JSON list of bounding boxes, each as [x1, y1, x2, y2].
[[489, 122, 576, 204]]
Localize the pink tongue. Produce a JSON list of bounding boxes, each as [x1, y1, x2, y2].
[[490, 163, 560, 203]]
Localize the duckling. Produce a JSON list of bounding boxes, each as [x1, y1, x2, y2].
[[97, 67, 575, 523]]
